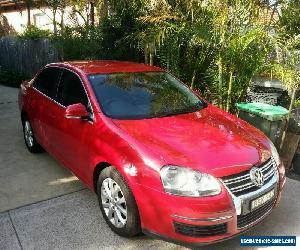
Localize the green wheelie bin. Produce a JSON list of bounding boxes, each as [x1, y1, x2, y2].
[[236, 103, 288, 147]]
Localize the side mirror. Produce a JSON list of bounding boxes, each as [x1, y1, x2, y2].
[[64, 103, 89, 120], [20, 80, 30, 94], [21, 80, 30, 87]]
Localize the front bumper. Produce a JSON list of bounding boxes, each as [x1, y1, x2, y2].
[[135, 162, 285, 245]]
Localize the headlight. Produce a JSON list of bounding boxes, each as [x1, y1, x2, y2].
[[160, 165, 221, 197], [269, 141, 280, 166]]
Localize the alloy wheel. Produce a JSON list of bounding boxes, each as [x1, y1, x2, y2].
[[101, 178, 127, 228]]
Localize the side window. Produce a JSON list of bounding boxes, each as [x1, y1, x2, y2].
[[57, 69, 88, 107], [33, 67, 62, 99]]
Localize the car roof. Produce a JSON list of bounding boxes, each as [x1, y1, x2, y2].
[[48, 60, 164, 75]]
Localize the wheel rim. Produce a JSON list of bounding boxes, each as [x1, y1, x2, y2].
[[24, 121, 34, 147], [101, 178, 127, 228]]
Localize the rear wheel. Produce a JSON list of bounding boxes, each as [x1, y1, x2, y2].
[[97, 166, 141, 237], [22, 118, 44, 153]]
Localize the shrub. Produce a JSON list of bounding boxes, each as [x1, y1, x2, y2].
[[52, 22, 143, 62], [0, 70, 29, 88], [52, 25, 103, 60], [19, 25, 51, 39]]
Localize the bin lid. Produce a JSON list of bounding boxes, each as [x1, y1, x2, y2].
[[236, 102, 288, 121]]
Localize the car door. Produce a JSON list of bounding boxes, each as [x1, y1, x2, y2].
[[48, 68, 94, 182], [30, 67, 62, 149]]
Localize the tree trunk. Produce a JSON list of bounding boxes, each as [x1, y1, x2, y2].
[[280, 88, 297, 150], [99, 0, 108, 21], [226, 70, 234, 112], [60, 9, 65, 30], [217, 56, 223, 107], [149, 51, 154, 66], [90, 1, 95, 26], [53, 8, 57, 35], [144, 46, 148, 65], [218, 58, 223, 88], [26, 3, 31, 26], [191, 70, 196, 89]]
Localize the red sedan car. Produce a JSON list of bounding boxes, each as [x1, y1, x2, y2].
[[19, 60, 285, 246]]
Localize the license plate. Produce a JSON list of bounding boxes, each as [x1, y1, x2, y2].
[[251, 189, 275, 211]]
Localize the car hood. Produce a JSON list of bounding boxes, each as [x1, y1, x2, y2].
[[112, 105, 271, 177]]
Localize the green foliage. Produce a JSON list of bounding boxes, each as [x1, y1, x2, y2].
[[99, 15, 142, 61], [0, 70, 29, 88], [294, 98, 300, 108], [51, 0, 145, 61], [269, 36, 300, 92], [52, 25, 103, 60], [133, 0, 272, 112], [280, 0, 300, 39], [6, 0, 300, 115], [19, 25, 51, 39]]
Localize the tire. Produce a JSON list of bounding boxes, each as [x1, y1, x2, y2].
[[97, 166, 141, 237], [22, 117, 44, 153]]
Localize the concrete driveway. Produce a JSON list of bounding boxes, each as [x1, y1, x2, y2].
[[0, 85, 85, 212], [0, 85, 299, 250]]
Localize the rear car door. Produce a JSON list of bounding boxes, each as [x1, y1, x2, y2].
[[49, 69, 94, 182], [30, 67, 62, 149]]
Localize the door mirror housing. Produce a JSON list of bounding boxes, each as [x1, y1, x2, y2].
[[65, 103, 90, 120], [21, 79, 30, 87], [20, 80, 31, 94]]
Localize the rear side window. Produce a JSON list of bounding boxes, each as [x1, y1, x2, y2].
[[57, 69, 88, 107], [33, 67, 62, 99]]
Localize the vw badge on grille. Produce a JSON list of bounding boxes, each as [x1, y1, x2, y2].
[[250, 167, 264, 187]]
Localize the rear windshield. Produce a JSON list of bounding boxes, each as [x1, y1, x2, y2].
[[88, 71, 205, 119]]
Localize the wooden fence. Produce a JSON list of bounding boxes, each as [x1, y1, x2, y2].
[[0, 37, 61, 77]]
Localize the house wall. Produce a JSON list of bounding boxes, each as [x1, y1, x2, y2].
[[3, 7, 85, 33]]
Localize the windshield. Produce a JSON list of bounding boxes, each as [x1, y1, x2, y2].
[[88, 72, 206, 119]]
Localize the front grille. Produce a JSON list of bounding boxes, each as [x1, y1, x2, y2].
[[222, 157, 276, 196], [174, 221, 227, 237], [237, 198, 275, 228]]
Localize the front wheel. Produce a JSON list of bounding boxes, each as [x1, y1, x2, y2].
[[97, 166, 141, 237]]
